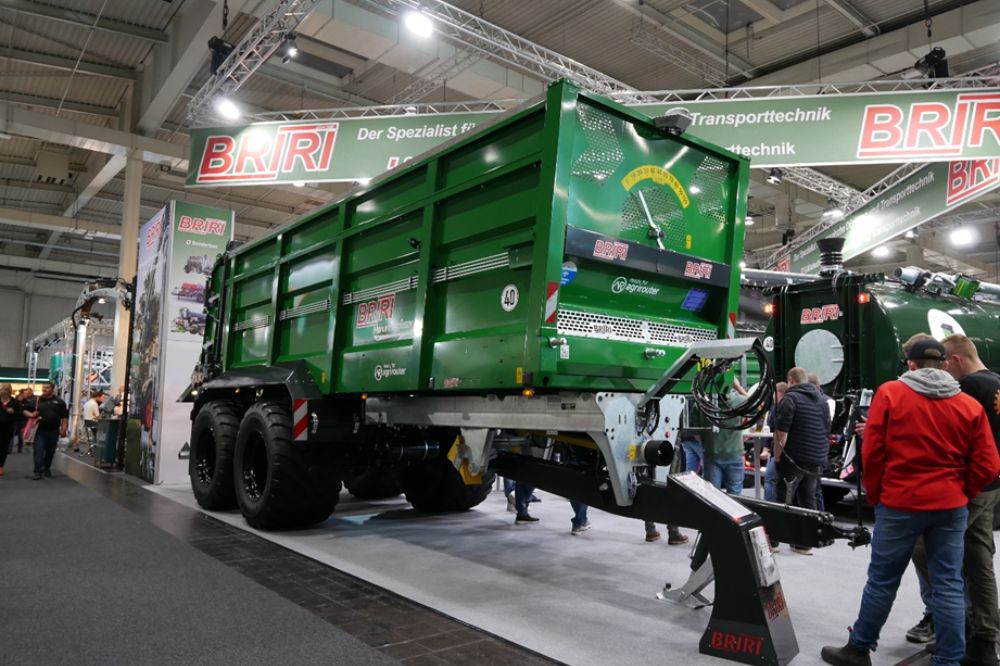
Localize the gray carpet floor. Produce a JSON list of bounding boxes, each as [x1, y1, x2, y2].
[[152, 476, 936, 665], [0, 451, 396, 665]]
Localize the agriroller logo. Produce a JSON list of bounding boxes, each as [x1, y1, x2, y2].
[[857, 92, 1000, 160], [374, 363, 406, 381], [611, 276, 660, 296], [195, 123, 339, 184]]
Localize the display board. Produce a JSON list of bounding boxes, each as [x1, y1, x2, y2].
[[127, 202, 234, 484], [187, 113, 492, 187], [187, 88, 1000, 186], [638, 89, 1000, 168], [770, 158, 1000, 273]]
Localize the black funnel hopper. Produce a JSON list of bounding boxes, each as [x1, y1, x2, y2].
[[817, 237, 846, 276]]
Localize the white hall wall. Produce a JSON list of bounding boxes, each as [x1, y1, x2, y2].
[[0, 271, 114, 370]]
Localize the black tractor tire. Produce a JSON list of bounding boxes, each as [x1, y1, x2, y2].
[[342, 466, 403, 500], [189, 401, 241, 510], [402, 458, 495, 513], [233, 400, 341, 530]]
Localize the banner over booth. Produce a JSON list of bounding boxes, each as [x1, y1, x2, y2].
[[770, 158, 1000, 273], [187, 88, 1000, 187]]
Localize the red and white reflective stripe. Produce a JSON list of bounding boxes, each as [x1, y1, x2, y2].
[[292, 399, 309, 441], [544, 282, 559, 324], [727, 312, 737, 339]]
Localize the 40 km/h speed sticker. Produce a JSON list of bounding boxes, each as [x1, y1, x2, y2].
[[501, 284, 519, 312]]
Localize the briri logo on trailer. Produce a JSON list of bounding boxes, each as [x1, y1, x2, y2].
[[195, 123, 340, 184], [800, 304, 841, 324]]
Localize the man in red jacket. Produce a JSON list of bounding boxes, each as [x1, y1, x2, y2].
[[821, 335, 1000, 666]]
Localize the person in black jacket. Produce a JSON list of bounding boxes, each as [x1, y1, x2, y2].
[[23, 382, 68, 480], [0, 383, 18, 476], [773, 367, 831, 554]]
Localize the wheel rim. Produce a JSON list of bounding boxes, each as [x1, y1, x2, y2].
[[194, 427, 215, 486], [242, 431, 268, 502]]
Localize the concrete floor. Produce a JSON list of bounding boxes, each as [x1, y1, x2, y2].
[[145, 479, 947, 666]]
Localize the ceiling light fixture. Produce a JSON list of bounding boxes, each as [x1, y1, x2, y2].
[[356, 178, 372, 186], [950, 227, 976, 247], [822, 198, 844, 220], [280, 33, 299, 64], [292, 181, 305, 188], [403, 10, 434, 38], [215, 97, 241, 121], [904, 230, 916, 239], [745, 216, 755, 226], [871, 245, 890, 259]]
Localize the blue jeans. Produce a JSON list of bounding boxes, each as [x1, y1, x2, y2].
[[918, 569, 933, 615], [680, 439, 703, 474], [851, 504, 968, 666], [704, 458, 744, 494], [570, 501, 589, 528], [33, 429, 59, 475], [503, 478, 515, 496], [514, 481, 534, 517], [764, 457, 778, 502]]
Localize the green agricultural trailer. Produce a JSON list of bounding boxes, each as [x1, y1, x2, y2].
[[187, 81, 865, 665]]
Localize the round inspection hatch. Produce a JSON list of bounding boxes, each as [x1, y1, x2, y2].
[[793, 329, 845, 386]]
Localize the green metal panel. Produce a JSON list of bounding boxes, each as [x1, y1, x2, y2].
[[202, 80, 750, 396]]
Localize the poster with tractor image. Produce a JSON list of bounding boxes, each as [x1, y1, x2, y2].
[[159, 201, 234, 485], [126, 201, 234, 485]]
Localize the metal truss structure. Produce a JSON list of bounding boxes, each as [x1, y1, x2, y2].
[[613, 62, 1000, 104], [348, 0, 658, 103], [629, 23, 728, 88], [187, 0, 320, 124], [922, 206, 1000, 232], [388, 48, 483, 104], [243, 97, 526, 123]]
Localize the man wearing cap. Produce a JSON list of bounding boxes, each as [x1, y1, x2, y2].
[[821, 334, 1000, 666], [903, 334, 1000, 665]]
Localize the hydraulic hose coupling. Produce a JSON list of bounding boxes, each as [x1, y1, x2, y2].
[[641, 440, 675, 467]]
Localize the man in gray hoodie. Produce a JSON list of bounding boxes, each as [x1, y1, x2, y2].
[[821, 335, 1000, 666]]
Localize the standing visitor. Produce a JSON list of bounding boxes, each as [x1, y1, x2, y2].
[[820, 335, 1000, 666], [773, 367, 831, 555], [0, 383, 18, 476], [901, 334, 1000, 665], [24, 382, 69, 480]]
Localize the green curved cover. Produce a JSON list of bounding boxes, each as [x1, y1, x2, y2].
[[765, 274, 1000, 395]]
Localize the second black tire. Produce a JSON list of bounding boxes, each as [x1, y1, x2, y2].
[[233, 400, 341, 530], [402, 458, 495, 513], [189, 400, 241, 510]]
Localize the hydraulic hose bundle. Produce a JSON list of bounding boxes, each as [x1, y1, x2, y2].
[[691, 338, 776, 430]]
